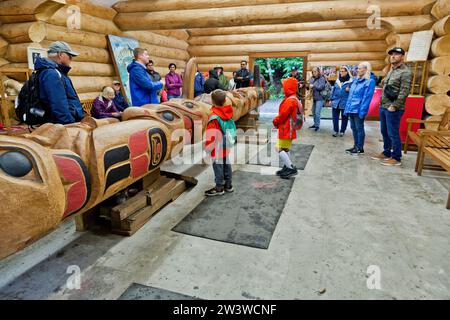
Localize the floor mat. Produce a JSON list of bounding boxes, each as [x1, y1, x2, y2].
[[248, 142, 314, 169], [172, 171, 294, 249], [118, 283, 200, 300]]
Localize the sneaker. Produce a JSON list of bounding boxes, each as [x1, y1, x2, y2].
[[380, 158, 402, 166], [345, 147, 356, 154], [224, 185, 234, 193], [205, 186, 225, 196], [280, 166, 298, 179], [276, 165, 288, 176], [349, 148, 364, 156], [370, 152, 390, 161], [339, 132, 344, 137], [314, 127, 319, 132], [309, 125, 316, 129], [332, 132, 338, 137]]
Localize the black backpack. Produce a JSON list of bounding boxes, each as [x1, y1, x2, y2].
[[15, 70, 50, 125]]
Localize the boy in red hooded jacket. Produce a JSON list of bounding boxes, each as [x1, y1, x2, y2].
[[204, 89, 236, 196], [273, 77, 300, 179]]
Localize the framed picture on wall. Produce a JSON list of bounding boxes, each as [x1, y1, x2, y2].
[[107, 35, 140, 105], [321, 65, 337, 80], [27, 47, 48, 70]]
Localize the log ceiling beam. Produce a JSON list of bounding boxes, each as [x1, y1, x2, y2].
[[114, 0, 436, 30], [113, 0, 336, 13], [188, 28, 389, 46], [189, 40, 387, 56]]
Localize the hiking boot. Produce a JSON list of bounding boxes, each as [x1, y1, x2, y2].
[[276, 165, 288, 176], [224, 185, 234, 193], [370, 152, 390, 161], [205, 186, 225, 196], [332, 132, 338, 137], [380, 158, 402, 166], [280, 166, 298, 179]]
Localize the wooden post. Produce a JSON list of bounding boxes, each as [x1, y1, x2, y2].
[[419, 61, 428, 96], [410, 61, 418, 94]]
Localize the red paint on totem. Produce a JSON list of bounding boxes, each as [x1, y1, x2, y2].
[[129, 130, 149, 157], [53, 155, 88, 218], [131, 154, 149, 178]]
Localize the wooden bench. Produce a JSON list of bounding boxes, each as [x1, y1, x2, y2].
[[404, 108, 450, 172], [416, 130, 450, 209], [80, 99, 94, 116]]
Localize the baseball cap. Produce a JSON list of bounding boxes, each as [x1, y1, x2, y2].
[[112, 80, 121, 85], [291, 66, 298, 71], [47, 41, 79, 57], [214, 64, 223, 69], [388, 47, 405, 55]]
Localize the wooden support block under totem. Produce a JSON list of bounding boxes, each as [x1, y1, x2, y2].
[[110, 171, 197, 236]]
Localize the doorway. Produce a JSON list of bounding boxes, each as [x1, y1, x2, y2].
[[249, 52, 308, 120]]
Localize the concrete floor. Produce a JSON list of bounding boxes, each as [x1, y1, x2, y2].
[[0, 104, 449, 300]]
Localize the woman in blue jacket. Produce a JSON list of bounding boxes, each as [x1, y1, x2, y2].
[[344, 62, 376, 155], [194, 65, 205, 97], [329, 66, 353, 137]]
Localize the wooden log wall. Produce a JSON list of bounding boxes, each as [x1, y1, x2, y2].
[[423, 0, 450, 122], [0, 0, 446, 110], [0, 0, 190, 104]]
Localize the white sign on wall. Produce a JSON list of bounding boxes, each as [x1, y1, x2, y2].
[[406, 30, 434, 62]]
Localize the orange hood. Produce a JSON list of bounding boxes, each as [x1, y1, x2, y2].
[[282, 77, 298, 97], [210, 105, 233, 121]]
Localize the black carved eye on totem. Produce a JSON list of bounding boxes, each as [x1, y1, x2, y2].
[[0, 151, 33, 178], [183, 102, 194, 109], [162, 112, 175, 121]]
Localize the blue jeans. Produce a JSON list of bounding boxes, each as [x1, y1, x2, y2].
[[332, 108, 348, 133], [380, 107, 404, 161], [312, 100, 324, 128], [168, 94, 181, 100], [212, 157, 232, 188], [348, 113, 365, 150]]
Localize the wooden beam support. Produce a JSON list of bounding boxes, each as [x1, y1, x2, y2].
[[188, 19, 369, 37], [123, 31, 189, 50], [114, 0, 436, 30], [189, 28, 388, 46], [114, 0, 335, 13], [189, 41, 387, 56]]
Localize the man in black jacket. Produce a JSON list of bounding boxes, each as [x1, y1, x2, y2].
[[146, 60, 161, 82], [234, 60, 251, 89], [204, 69, 226, 94]]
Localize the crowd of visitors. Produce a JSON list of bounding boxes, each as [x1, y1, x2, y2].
[[28, 41, 412, 178]]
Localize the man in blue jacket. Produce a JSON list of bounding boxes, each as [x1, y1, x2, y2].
[[127, 48, 163, 106], [35, 41, 84, 124]]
